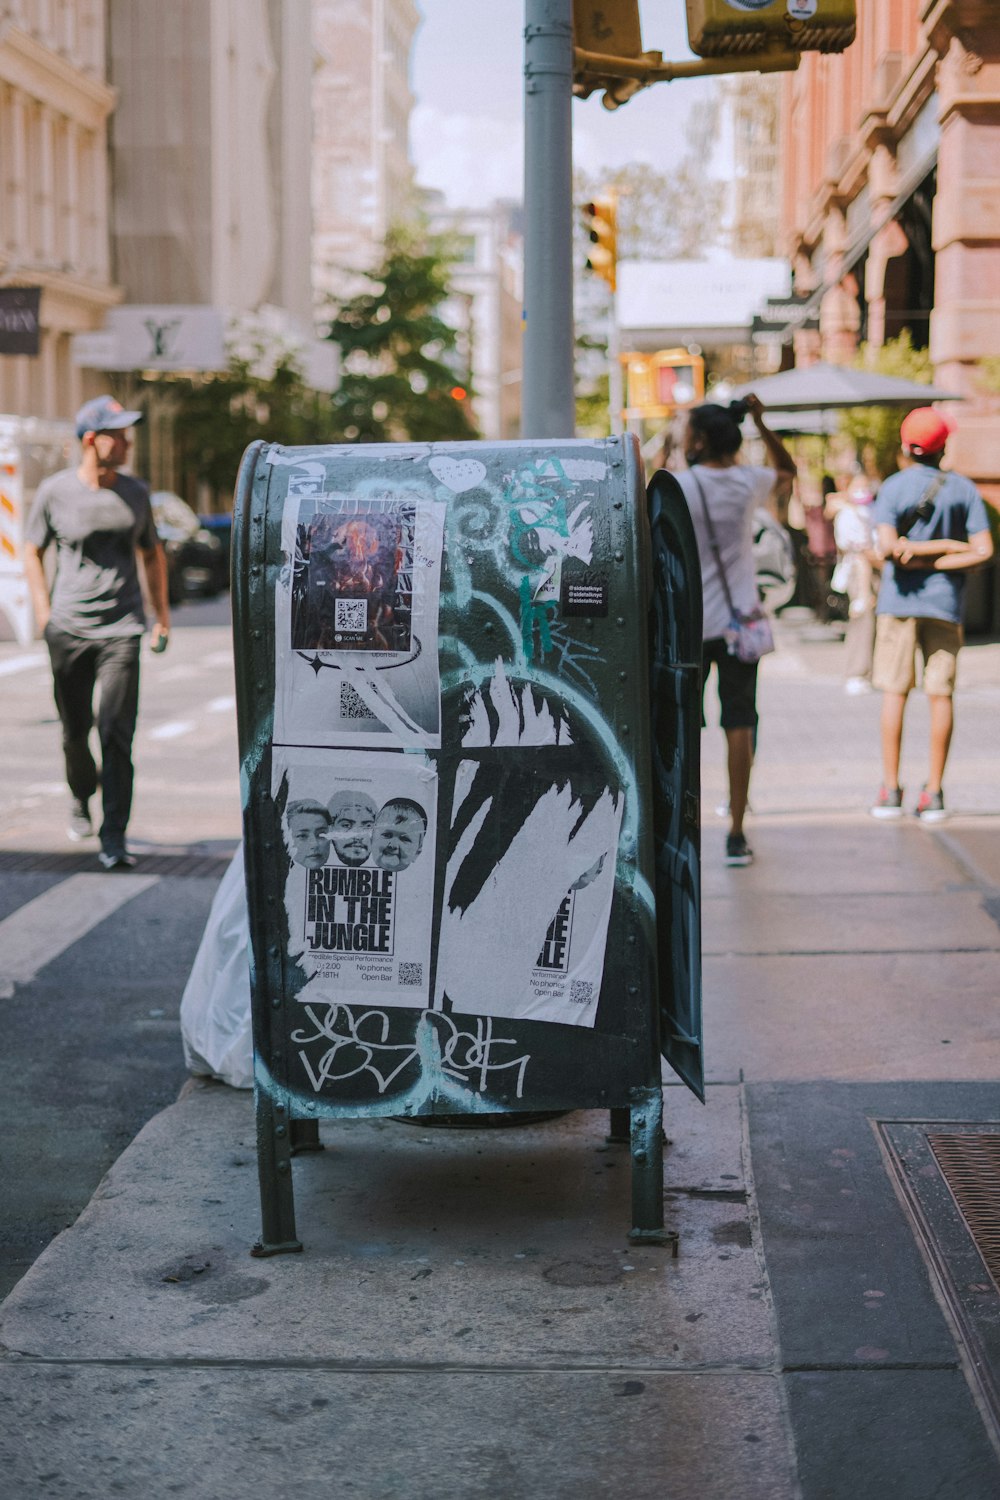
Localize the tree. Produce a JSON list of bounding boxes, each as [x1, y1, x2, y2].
[[838, 332, 935, 477], [575, 96, 726, 261], [324, 227, 479, 443]]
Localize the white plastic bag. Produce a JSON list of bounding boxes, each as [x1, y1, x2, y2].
[[180, 846, 254, 1089]]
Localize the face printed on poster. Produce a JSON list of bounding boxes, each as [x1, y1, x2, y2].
[[274, 747, 436, 1010], [273, 468, 446, 749]]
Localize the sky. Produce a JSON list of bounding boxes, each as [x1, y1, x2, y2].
[[410, 0, 722, 210]]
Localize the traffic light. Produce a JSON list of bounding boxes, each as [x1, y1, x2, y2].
[[572, 0, 660, 109], [581, 196, 617, 292], [685, 0, 856, 58]]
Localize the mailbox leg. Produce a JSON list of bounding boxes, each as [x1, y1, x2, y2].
[[290, 1118, 324, 1155], [628, 1087, 678, 1252], [251, 1092, 303, 1257]]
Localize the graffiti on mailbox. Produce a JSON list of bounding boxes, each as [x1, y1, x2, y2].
[[273, 474, 446, 748], [274, 747, 437, 1010]]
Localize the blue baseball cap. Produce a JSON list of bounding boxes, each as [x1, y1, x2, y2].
[[75, 395, 143, 440]]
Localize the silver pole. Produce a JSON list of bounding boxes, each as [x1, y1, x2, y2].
[[608, 295, 624, 435], [522, 0, 575, 439]]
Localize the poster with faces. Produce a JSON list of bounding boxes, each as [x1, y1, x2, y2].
[[273, 747, 437, 1010]]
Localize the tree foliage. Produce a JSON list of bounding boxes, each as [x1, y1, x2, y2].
[[838, 332, 935, 477], [575, 96, 725, 261], [324, 227, 479, 443]]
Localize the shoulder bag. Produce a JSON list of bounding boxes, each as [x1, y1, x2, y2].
[[691, 471, 775, 664]]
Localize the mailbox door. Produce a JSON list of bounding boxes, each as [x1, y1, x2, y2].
[[647, 470, 704, 1101]]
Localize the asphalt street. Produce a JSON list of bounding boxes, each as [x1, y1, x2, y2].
[[0, 595, 240, 1299]]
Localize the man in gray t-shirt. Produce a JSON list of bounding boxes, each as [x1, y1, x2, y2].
[[23, 395, 170, 869]]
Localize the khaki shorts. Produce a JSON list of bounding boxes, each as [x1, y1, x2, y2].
[[872, 614, 962, 697]]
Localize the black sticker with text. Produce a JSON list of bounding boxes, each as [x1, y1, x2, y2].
[[560, 571, 609, 618]]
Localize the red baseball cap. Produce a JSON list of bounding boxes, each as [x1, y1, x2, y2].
[[900, 407, 955, 454]]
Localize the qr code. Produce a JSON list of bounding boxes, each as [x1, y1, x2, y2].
[[335, 598, 367, 633], [569, 981, 594, 1006], [340, 681, 376, 721], [398, 962, 423, 987]]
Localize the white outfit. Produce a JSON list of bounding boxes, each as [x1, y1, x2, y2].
[[676, 464, 777, 640]]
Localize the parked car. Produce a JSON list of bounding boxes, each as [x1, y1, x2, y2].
[[197, 512, 233, 589], [151, 492, 227, 604]]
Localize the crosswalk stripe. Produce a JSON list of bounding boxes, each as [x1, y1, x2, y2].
[[0, 653, 46, 678], [148, 720, 195, 740], [0, 873, 160, 998]]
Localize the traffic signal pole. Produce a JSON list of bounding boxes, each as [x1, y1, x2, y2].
[[522, 0, 576, 439]]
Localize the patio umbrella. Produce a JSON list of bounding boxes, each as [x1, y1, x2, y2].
[[727, 362, 962, 411]]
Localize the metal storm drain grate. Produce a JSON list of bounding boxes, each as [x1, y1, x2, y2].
[[927, 1133, 1000, 1294], [879, 1120, 1000, 1450]]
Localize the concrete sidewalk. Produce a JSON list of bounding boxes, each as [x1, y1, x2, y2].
[[2, 619, 999, 1498]]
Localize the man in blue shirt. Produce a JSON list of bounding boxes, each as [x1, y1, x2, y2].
[[869, 408, 993, 822]]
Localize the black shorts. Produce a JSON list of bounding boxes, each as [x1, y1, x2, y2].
[[702, 637, 758, 730]]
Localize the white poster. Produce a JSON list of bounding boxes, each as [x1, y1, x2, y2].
[[273, 473, 446, 748], [434, 759, 623, 1027], [273, 747, 437, 1010]]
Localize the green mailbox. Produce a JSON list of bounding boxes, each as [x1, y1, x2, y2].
[[232, 436, 703, 1255]]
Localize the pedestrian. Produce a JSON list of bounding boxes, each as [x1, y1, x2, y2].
[[802, 475, 839, 623], [22, 395, 170, 869], [869, 408, 993, 822], [830, 473, 879, 693], [677, 393, 796, 866]]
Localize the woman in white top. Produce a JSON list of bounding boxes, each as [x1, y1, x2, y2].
[[675, 394, 796, 866]]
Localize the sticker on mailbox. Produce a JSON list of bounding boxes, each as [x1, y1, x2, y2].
[[560, 571, 609, 618]]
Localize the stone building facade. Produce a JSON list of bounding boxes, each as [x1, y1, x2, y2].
[[780, 0, 1000, 501], [0, 1, 118, 419], [312, 0, 419, 304]]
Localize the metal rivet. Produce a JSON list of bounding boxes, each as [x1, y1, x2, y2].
[[616, 617, 625, 627], [621, 724, 630, 735], [627, 934, 636, 945], [253, 629, 262, 640], [614, 550, 624, 562], [618, 670, 627, 681], [634, 1149, 647, 1164], [271, 996, 281, 1008], [277, 1161, 289, 1174], [267, 895, 276, 905], [634, 1116, 645, 1129], [263, 842, 272, 852], [269, 945, 280, 958], [275, 1102, 286, 1114], [628, 984, 638, 995], [275, 1124, 286, 1138]]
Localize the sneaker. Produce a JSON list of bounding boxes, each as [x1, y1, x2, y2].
[[870, 786, 904, 820], [67, 799, 93, 842], [725, 833, 754, 866], [98, 846, 137, 871], [915, 787, 947, 823]]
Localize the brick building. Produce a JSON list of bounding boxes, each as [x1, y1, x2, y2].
[[780, 1, 1000, 502]]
